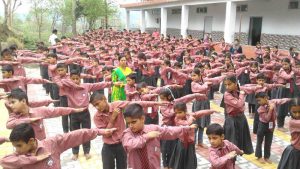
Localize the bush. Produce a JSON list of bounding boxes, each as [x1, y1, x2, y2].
[[6, 36, 24, 49]]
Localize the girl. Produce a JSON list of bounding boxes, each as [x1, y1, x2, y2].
[[169, 102, 216, 169], [158, 88, 207, 169], [191, 68, 225, 148], [223, 75, 254, 154], [276, 58, 295, 131], [278, 97, 300, 169]]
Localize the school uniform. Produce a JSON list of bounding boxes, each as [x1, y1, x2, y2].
[[28, 99, 57, 108], [124, 84, 139, 101], [122, 124, 192, 169], [278, 119, 300, 169], [0, 76, 49, 93], [255, 98, 291, 159], [61, 79, 111, 154], [0, 129, 107, 169], [276, 68, 295, 127], [139, 61, 157, 87], [208, 140, 243, 169], [6, 107, 78, 140], [140, 93, 159, 125], [169, 110, 215, 169], [223, 91, 254, 154]]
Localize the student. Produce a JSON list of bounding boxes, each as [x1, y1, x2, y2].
[[278, 97, 300, 169], [206, 123, 244, 169], [223, 75, 253, 154], [0, 137, 9, 145], [91, 92, 167, 169], [60, 69, 114, 160], [255, 92, 291, 164], [125, 73, 139, 101], [169, 102, 217, 169], [0, 123, 116, 169], [122, 103, 197, 169], [5, 88, 86, 140], [0, 65, 51, 93]]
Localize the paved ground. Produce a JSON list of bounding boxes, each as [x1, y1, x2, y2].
[[0, 66, 291, 169]]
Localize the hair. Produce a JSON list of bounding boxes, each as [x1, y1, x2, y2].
[[174, 62, 182, 69], [70, 69, 80, 76], [118, 54, 126, 61], [56, 63, 67, 69], [256, 73, 265, 80], [137, 53, 146, 61], [194, 63, 203, 69], [159, 87, 175, 101], [1, 48, 12, 57], [264, 54, 271, 60], [2, 64, 14, 74], [136, 82, 147, 91], [174, 102, 187, 112], [164, 59, 171, 67], [91, 58, 100, 65], [255, 92, 268, 99], [126, 73, 137, 81], [223, 75, 240, 92], [90, 92, 106, 103], [52, 29, 58, 34], [9, 123, 35, 143], [123, 103, 144, 118], [290, 97, 300, 119], [9, 44, 18, 51], [47, 53, 58, 60], [8, 88, 29, 104], [206, 123, 224, 136], [250, 62, 259, 68]]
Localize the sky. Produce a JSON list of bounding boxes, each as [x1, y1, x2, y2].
[[0, 0, 31, 17]]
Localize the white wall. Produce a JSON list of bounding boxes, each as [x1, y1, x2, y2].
[[235, 0, 300, 35], [145, 9, 160, 28], [167, 8, 182, 29]]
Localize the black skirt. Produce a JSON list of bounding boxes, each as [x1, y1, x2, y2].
[[224, 114, 254, 154], [246, 93, 257, 104], [141, 75, 157, 87], [192, 99, 211, 128], [183, 79, 193, 95], [169, 140, 197, 169], [278, 145, 300, 169]]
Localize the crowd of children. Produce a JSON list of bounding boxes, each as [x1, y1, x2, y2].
[[0, 28, 299, 169]]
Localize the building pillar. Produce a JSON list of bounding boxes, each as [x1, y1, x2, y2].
[[181, 5, 189, 38], [125, 10, 130, 30], [224, 1, 237, 43], [161, 7, 167, 36], [140, 10, 146, 33]]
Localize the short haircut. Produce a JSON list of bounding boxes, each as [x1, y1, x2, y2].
[[136, 82, 147, 91], [137, 53, 146, 60], [90, 92, 106, 103], [47, 53, 58, 60], [70, 69, 80, 76], [206, 123, 224, 136], [255, 92, 268, 99], [256, 73, 265, 80], [52, 29, 58, 34], [126, 73, 137, 81], [8, 88, 28, 104], [2, 64, 14, 74], [1, 48, 12, 57], [123, 103, 144, 118], [9, 123, 35, 143], [56, 63, 67, 69], [174, 102, 187, 112]]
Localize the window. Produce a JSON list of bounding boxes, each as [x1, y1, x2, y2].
[[171, 9, 181, 14], [196, 7, 207, 13], [289, 1, 299, 9], [237, 4, 248, 12]]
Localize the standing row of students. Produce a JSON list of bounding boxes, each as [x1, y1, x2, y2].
[[0, 28, 299, 169]]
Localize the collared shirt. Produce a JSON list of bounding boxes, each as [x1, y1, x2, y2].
[[289, 119, 300, 150], [6, 107, 76, 140], [122, 125, 191, 169], [0, 76, 48, 93], [257, 99, 291, 123], [0, 129, 104, 169], [224, 91, 245, 116], [208, 140, 243, 169], [49, 34, 58, 45]]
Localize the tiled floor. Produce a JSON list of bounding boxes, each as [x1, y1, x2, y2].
[[0, 66, 291, 169]]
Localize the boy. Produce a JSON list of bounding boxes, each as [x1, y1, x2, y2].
[[0, 123, 116, 169], [6, 88, 86, 140], [0, 65, 51, 93], [125, 73, 139, 101], [206, 123, 244, 169], [60, 69, 116, 160], [91, 92, 168, 169], [122, 103, 197, 169], [255, 92, 291, 164]]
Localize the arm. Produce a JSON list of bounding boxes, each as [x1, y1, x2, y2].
[[209, 149, 231, 168], [175, 93, 207, 103], [6, 116, 33, 129], [192, 109, 215, 118], [272, 98, 292, 105], [224, 92, 245, 109], [34, 107, 81, 119], [159, 125, 191, 140], [0, 154, 38, 168], [24, 77, 50, 85], [87, 82, 112, 92], [279, 69, 294, 80], [289, 119, 300, 133], [191, 82, 209, 93], [29, 99, 57, 108], [0, 137, 8, 144], [122, 129, 151, 152]]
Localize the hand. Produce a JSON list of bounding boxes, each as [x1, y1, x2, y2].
[[269, 103, 275, 111], [205, 81, 213, 85], [189, 124, 198, 129], [92, 76, 97, 79], [101, 128, 117, 136], [146, 131, 161, 139], [111, 108, 121, 119], [240, 150, 244, 155], [189, 116, 196, 122], [240, 91, 245, 95], [159, 101, 169, 106], [46, 80, 54, 84], [174, 84, 183, 88], [227, 151, 237, 159], [73, 107, 87, 113], [30, 117, 42, 122], [36, 152, 51, 161], [113, 82, 123, 87]]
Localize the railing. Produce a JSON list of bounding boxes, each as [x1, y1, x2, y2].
[[120, 0, 180, 8]]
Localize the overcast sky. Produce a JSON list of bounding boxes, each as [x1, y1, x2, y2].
[[0, 0, 32, 17]]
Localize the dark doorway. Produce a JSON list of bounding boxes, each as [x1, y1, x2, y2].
[[248, 17, 262, 46]]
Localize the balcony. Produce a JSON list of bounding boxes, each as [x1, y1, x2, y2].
[[120, 0, 180, 8]]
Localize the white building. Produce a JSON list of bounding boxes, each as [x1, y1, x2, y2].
[[120, 0, 300, 49]]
